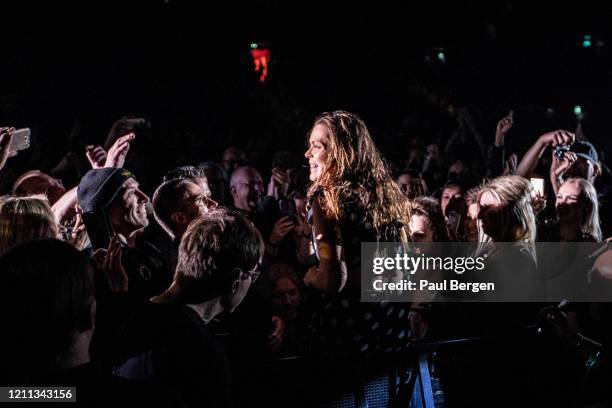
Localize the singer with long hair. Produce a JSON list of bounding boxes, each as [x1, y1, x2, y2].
[[303, 110, 411, 358]]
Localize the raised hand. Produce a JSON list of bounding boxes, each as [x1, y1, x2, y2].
[[105, 132, 135, 168], [85, 145, 108, 169], [105, 116, 147, 148], [0, 127, 16, 171], [293, 207, 311, 239], [539, 130, 575, 147], [531, 192, 547, 215], [268, 316, 285, 352], [551, 151, 578, 180], [549, 150, 578, 194], [516, 129, 576, 178], [426, 144, 440, 162], [503, 153, 518, 175], [267, 167, 290, 198], [495, 110, 513, 147], [269, 216, 295, 245], [103, 234, 129, 292]]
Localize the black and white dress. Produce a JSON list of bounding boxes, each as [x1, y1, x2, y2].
[[305, 188, 411, 357]]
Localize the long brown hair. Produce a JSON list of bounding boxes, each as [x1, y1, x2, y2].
[[410, 196, 452, 242], [306, 111, 410, 242]]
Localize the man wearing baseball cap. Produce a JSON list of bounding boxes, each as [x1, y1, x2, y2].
[[565, 140, 602, 184], [77, 168, 169, 300]]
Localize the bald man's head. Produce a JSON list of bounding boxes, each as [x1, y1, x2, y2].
[[230, 166, 264, 212]]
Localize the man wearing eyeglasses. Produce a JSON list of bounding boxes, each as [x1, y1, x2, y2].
[[112, 209, 264, 408], [229, 165, 265, 215], [153, 178, 218, 241], [152, 178, 218, 273]]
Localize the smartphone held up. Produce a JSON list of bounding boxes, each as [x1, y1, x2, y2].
[[8, 128, 31, 153]]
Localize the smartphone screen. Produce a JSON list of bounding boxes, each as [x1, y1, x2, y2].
[[9, 128, 31, 152], [530, 178, 545, 196], [279, 198, 297, 222]]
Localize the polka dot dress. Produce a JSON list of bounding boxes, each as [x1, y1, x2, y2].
[[306, 189, 411, 357]]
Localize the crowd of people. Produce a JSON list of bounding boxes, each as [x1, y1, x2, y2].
[[0, 104, 611, 407]]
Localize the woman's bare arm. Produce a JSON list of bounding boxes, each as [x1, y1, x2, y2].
[[304, 198, 347, 294]]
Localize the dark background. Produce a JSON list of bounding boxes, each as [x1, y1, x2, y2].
[[1, 1, 611, 191]]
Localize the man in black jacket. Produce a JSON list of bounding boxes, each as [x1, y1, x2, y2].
[[112, 209, 265, 408]]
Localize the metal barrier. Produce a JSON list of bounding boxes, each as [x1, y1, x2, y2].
[[257, 328, 542, 408]]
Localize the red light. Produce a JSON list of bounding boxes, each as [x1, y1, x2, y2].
[[251, 48, 271, 83]]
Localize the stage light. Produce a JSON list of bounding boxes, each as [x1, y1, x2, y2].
[[574, 105, 585, 121], [573, 105, 582, 116]]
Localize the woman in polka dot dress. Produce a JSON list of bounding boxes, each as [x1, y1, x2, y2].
[[303, 110, 413, 357]]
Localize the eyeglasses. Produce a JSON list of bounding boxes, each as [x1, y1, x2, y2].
[[235, 181, 264, 189], [176, 194, 217, 212], [242, 265, 261, 282]]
